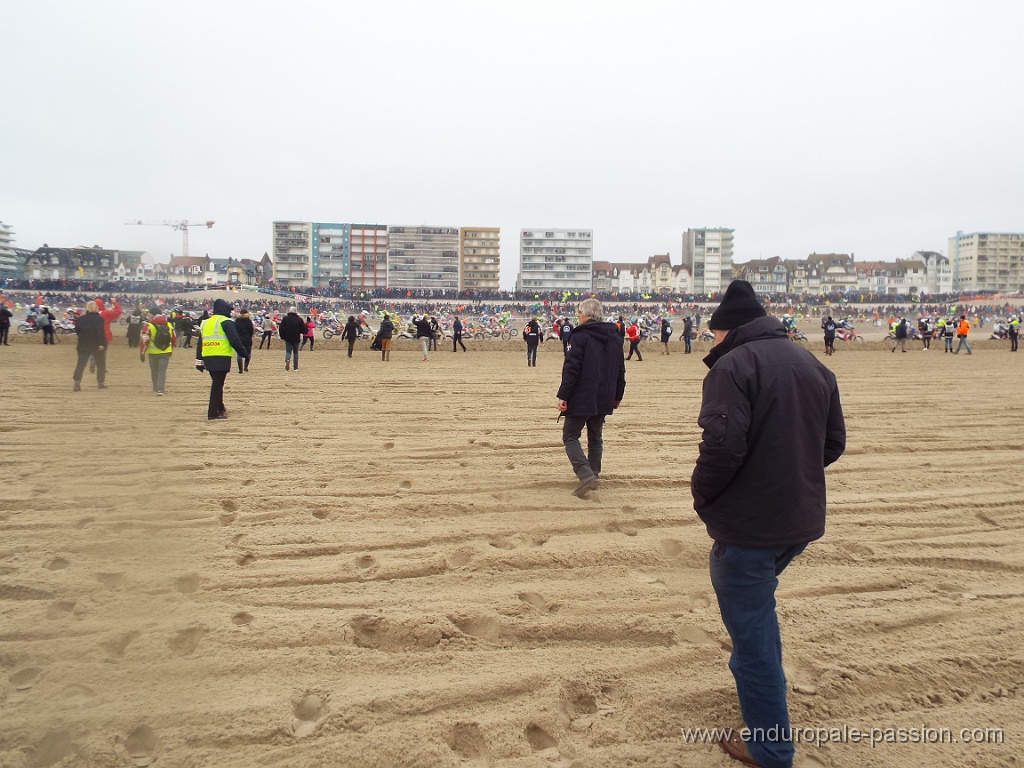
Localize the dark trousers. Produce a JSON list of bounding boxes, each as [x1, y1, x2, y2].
[[562, 414, 605, 480], [236, 342, 251, 372], [300, 336, 314, 350], [73, 348, 106, 385], [207, 369, 228, 418], [684, 334, 692, 353], [453, 334, 466, 352], [0, 325, 8, 344], [41, 326, 56, 344], [711, 542, 806, 768], [626, 339, 642, 360], [1011, 332, 1019, 352], [526, 342, 539, 366], [259, 331, 272, 349], [347, 338, 356, 357]]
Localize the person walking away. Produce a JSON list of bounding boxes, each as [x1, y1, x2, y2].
[[523, 317, 543, 366], [258, 313, 274, 349], [429, 316, 440, 351], [821, 315, 837, 356], [937, 317, 954, 352], [892, 317, 908, 353], [72, 301, 108, 391], [559, 316, 573, 355], [278, 306, 306, 370], [625, 319, 643, 361], [683, 315, 693, 354], [0, 303, 11, 345], [660, 317, 672, 355], [35, 306, 56, 345], [1007, 315, 1019, 352], [955, 314, 972, 354], [195, 299, 249, 420], [181, 313, 196, 348], [234, 308, 255, 373], [415, 315, 432, 361], [691, 280, 845, 768], [556, 298, 626, 498], [378, 313, 395, 361], [918, 315, 933, 351], [342, 315, 360, 358], [139, 309, 175, 395], [452, 316, 467, 352], [300, 316, 316, 351], [126, 305, 145, 348]]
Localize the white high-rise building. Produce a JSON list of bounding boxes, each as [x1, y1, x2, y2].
[[948, 231, 1024, 293], [681, 228, 734, 295], [517, 229, 593, 293], [387, 226, 460, 291], [0, 221, 17, 279]]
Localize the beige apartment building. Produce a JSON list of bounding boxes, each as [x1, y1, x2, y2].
[[460, 227, 500, 291], [681, 228, 734, 295], [948, 231, 1024, 293]]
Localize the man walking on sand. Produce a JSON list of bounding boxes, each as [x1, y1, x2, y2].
[[692, 280, 845, 768], [556, 298, 626, 498]]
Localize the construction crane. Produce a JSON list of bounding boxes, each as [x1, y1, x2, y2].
[[126, 219, 215, 257]]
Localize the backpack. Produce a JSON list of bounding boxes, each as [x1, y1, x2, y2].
[[152, 323, 172, 351]]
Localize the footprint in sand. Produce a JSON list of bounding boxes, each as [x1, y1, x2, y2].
[[311, 508, 329, 519], [61, 684, 96, 705], [448, 722, 490, 765], [785, 663, 819, 696], [44, 558, 69, 571], [96, 572, 126, 589], [46, 601, 76, 619], [658, 539, 684, 558], [231, 612, 254, 626], [28, 730, 72, 767], [10, 667, 43, 690], [175, 574, 201, 594], [399, 480, 412, 489], [125, 724, 159, 767], [103, 630, 141, 658], [220, 499, 238, 513], [676, 625, 721, 646], [243, 478, 255, 486], [291, 694, 324, 738], [169, 627, 208, 657], [525, 723, 559, 752], [354, 555, 377, 572], [219, 512, 238, 526], [447, 550, 473, 569], [236, 553, 256, 566], [453, 616, 500, 643], [518, 592, 559, 615], [383, 441, 395, 450]]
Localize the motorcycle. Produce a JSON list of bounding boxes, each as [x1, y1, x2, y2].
[[835, 326, 863, 343]]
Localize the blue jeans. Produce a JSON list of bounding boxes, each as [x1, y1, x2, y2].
[[710, 542, 807, 768], [955, 335, 971, 353], [284, 341, 299, 368]]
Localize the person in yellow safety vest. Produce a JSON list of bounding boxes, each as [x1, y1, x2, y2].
[[1008, 315, 1020, 352], [195, 299, 250, 420], [139, 309, 177, 396]]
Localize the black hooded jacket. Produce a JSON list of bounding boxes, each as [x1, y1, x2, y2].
[[691, 315, 846, 547], [556, 320, 626, 417], [195, 299, 249, 372]]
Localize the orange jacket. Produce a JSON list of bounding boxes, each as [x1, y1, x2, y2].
[[957, 319, 970, 336]]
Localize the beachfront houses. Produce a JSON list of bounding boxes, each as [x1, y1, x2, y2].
[[592, 254, 691, 295], [517, 229, 594, 293], [22, 246, 152, 281]]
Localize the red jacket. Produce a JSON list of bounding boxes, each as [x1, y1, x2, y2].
[[625, 323, 641, 342], [94, 298, 122, 342]]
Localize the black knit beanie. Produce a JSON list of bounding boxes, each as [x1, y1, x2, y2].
[[708, 280, 767, 330]]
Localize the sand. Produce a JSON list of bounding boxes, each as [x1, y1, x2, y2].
[[0, 328, 1021, 768]]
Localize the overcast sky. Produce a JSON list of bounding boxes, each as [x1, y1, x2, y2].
[[2, 0, 1021, 289]]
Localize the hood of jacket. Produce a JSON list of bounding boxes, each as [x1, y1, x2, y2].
[[149, 315, 168, 325], [213, 299, 233, 317], [703, 315, 787, 369], [94, 298, 104, 310], [571, 319, 621, 347]]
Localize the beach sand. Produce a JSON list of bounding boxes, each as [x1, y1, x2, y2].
[[1, 331, 1021, 767]]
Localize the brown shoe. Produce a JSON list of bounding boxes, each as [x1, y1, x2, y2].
[[719, 730, 762, 767]]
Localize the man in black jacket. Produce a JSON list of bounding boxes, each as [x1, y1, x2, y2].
[[556, 298, 626, 498], [195, 299, 249, 420], [278, 306, 306, 371], [692, 280, 845, 768]]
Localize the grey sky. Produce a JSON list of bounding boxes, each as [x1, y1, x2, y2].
[[2, 0, 1021, 290]]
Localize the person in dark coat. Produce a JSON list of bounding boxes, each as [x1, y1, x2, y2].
[[558, 316, 573, 355], [659, 317, 672, 354], [523, 317, 543, 367], [72, 301, 108, 391], [451, 316, 467, 352], [341, 315, 360, 358], [0, 304, 12, 345], [126, 305, 145, 348], [195, 299, 249, 420], [556, 298, 626, 498], [683, 316, 693, 354], [378, 313, 395, 361], [415, 315, 432, 361], [233, 308, 255, 373], [277, 306, 306, 371], [692, 280, 845, 768]]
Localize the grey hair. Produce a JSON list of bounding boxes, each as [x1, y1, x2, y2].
[[578, 298, 603, 320]]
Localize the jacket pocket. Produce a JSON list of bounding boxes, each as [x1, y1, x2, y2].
[[697, 402, 729, 447]]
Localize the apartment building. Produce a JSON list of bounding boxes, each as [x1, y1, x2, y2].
[[517, 229, 593, 293], [271, 221, 350, 288], [681, 228, 734, 295], [387, 226, 460, 291], [948, 231, 1024, 293], [349, 224, 388, 291], [460, 227, 500, 291], [0, 221, 14, 278]]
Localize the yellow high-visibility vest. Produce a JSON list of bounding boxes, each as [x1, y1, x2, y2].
[[200, 316, 233, 357], [145, 322, 173, 356]]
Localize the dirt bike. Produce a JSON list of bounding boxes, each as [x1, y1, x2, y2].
[[885, 328, 922, 341], [835, 326, 863, 342], [787, 330, 808, 342], [698, 329, 715, 342]]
